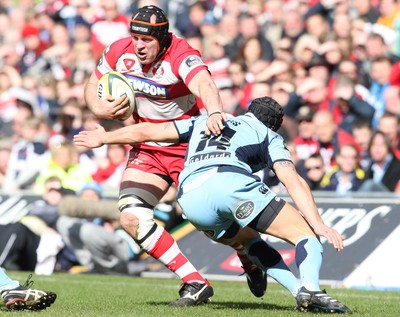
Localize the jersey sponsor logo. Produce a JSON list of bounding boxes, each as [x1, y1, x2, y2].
[[235, 201, 254, 220], [124, 58, 136, 69], [185, 56, 203, 68], [202, 229, 216, 239], [188, 151, 231, 163], [124, 75, 168, 99]]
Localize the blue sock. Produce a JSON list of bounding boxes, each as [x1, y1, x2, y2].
[[295, 236, 323, 291], [0, 268, 19, 292], [245, 238, 300, 297]]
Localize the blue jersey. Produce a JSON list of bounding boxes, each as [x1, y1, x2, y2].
[[174, 113, 292, 186]]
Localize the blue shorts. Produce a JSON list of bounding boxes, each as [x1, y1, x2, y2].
[[177, 166, 277, 240]]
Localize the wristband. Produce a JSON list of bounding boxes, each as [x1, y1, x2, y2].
[[208, 111, 221, 117]]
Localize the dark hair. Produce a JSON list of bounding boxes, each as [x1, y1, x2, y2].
[[367, 130, 394, 157]]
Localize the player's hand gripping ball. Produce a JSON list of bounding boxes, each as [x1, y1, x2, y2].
[[97, 71, 136, 118]]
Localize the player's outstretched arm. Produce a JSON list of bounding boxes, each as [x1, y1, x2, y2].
[[274, 160, 344, 251], [73, 122, 179, 148]]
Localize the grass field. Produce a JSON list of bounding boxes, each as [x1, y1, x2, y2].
[[1, 271, 399, 316]]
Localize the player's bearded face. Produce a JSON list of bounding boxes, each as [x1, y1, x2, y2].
[[132, 35, 159, 65]]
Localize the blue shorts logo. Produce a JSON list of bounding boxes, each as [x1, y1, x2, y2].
[[202, 230, 216, 239], [235, 201, 254, 220]]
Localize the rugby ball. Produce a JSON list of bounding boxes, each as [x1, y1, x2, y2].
[[97, 71, 136, 117]]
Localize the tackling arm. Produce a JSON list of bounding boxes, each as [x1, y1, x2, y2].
[[73, 122, 179, 148], [274, 160, 344, 251], [274, 161, 323, 229]]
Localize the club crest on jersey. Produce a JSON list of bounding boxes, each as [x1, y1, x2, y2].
[[123, 59, 136, 69], [152, 64, 164, 78], [185, 56, 203, 68], [235, 201, 254, 220]]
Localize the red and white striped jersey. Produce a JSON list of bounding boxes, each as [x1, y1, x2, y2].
[[95, 34, 208, 153], [95, 34, 207, 123]]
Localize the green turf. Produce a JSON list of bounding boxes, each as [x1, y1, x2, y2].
[[1, 271, 399, 316]]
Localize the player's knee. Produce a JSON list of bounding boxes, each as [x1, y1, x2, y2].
[[118, 193, 157, 241], [120, 212, 140, 237]]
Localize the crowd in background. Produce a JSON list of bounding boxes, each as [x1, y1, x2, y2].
[[0, 0, 400, 273], [0, 0, 400, 196]]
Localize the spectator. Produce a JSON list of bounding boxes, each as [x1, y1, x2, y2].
[[0, 176, 73, 273], [51, 99, 83, 142], [376, 0, 400, 29], [90, 0, 130, 61], [202, 33, 231, 89], [318, 40, 343, 74], [253, 59, 292, 84], [282, 9, 305, 48], [0, 139, 12, 188], [274, 37, 295, 63], [368, 56, 393, 128], [0, 222, 41, 271], [199, 11, 219, 38], [19, 23, 48, 75], [312, 110, 359, 168], [237, 36, 270, 72], [217, 13, 241, 60], [2, 117, 49, 193], [218, 85, 240, 115], [353, 0, 379, 23], [366, 32, 399, 64], [351, 118, 374, 170], [71, 42, 96, 85], [92, 144, 128, 191], [262, 0, 285, 51], [332, 74, 375, 133], [284, 76, 328, 119], [293, 34, 320, 67], [359, 130, 400, 192], [236, 13, 274, 62], [337, 59, 371, 101], [249, 81, 271, 100], [333, 12, 352, 42], [305, 52, 335, 101], [320, 143, 366, 194], [0, 66, 23, 136], [384, 85, 400, 115], [185, 1, 209, 38], [293, 106, 319, 160], [299, 152, 326, 191], [34, 141, 92, 194], [271, 81, 296, 140], [227, 59, 253, 112], [377, 111, 400, 159], [270, 80, 295, 108], [56, 181, 142, 275], [305, 13, 333, 43]]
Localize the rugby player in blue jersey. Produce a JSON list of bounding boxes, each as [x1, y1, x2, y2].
[[74, 96, 352, 314]]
